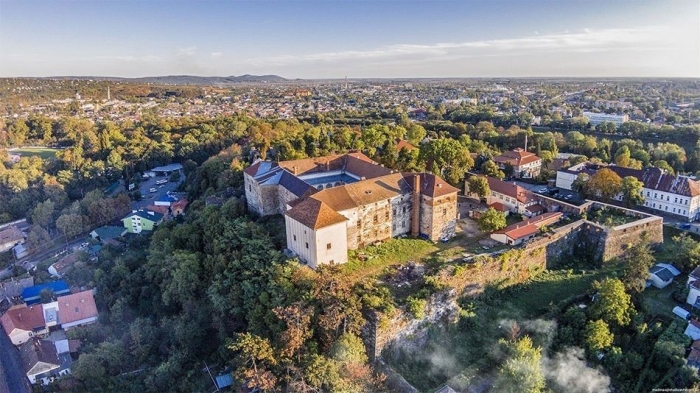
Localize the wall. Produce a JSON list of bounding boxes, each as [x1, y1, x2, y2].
[[419, 193, 458, 241], [314, 222, 348, 267], [285, 215, 317, 266], [390, 195, 413, 237], [356, 199, 393, 248]]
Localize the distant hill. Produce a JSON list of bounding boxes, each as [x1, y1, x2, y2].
[[45, 74, 288, 85]]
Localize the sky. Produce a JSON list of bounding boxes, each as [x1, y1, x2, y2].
[[0, 0, 698, 78]]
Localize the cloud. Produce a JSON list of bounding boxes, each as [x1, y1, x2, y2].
[[210, 52, 222, 59], [177, 46, 196, 57], [543, 347, 611, 393], [241, 26, 670, 67]]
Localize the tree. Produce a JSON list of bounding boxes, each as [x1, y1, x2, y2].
[[230, 333, 277, 391], [614, 146, 632, 167], [26, 225, 51, 249], [585, 320, 614, 352], [483, 159, 505, 179], [621, 235, 655, 293], [406, 124, 426, 145], [494, 336, 546, 393], [621, 176, 645, 207], [589, 278, 634, 327], [467, 176, 490, 200], [419, 138, 474, 185], [31, 200, 55, 228], [673, 234, 700, 272], [588, 168, 622, 201], [477, 208, 507, 232]]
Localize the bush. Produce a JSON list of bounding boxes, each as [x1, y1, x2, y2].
[[407, 296, 427, 319]]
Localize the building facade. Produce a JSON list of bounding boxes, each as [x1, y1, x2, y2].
[[557, 162, 700, 221], [492, 148, 542, 179], [582, 111, 629, 126], [245, 153, 459, 268]]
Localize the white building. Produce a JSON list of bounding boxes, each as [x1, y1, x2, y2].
[[582, 111, 629, 126], [483, 177, 544, 217], [557, 163, 700, 221]]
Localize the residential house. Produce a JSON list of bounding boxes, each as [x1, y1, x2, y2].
[[484, 177, 544, 217], [688, 280, 700, 309], [171, 198, 188, 216], [22, 281, 70, 305], [19, 338, 62, 384], [396, 139, 416, 151], [122, 210, 164, 234], [56, 290, 98, 330], [89, 226, 126, 243], [688, 266, 700, 286], [648, 263, 681, 289], [685, 320, 700, 340], [48, 253, 82, 278], [490, 212, 563, 245], [0, 304, 47, 345], [0, 226, 25, 253], [492, 148, 542, 179]]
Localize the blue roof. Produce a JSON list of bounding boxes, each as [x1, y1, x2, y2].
[[22, 281, 70, 303], [215, 373, 234, 389], [156, 195, 179, 203]]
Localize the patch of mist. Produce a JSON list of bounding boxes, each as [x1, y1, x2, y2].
[[543, 347, 611, 393]]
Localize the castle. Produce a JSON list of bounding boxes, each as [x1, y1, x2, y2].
[[244, 152, 459, 268]]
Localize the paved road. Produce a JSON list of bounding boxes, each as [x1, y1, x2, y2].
[[0, 328, 30, 393]]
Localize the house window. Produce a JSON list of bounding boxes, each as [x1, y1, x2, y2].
[[666, 206, 668, 211], [653, 203, 656, 208], [646, 192, 650, 197], [305, 242, 309, 249], [667, 196, 670, 201], [327, 243, 332, 250], [673, 208, 676, 213], [675, 198, 678, 203], [655, 193, 658, 198]]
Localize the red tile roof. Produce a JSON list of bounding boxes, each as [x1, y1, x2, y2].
[[396, 140, 416, 151], [487, 177, 536, 204], [494, 212, 562, 241], [57, 291, 98, 325], [493, 148, 541, 167], [405, 173, 459, 198], [489, 202, 509, 212], [1, 304, 45, 334], [285, 198, 348, 230]]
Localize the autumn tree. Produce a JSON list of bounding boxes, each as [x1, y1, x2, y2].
[[467, 176, 490, 200], [588, 168, 622, 201], [478, 208, 507, 232], [230, 333, 278, 391], [419, 138, 474, 185], [621, 235, 655, 293]]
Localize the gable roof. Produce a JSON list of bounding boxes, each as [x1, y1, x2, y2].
[[19, 338, 60, 373], [92, 226, 126, 241], [405, 173, 459, 198], [487, 177, 536, 204], [57, 290, 98, 325], [396, 139, 416, 151], [494, 212, 563, 241], [1, 304, 45, 334], [124, 210, 164, 222], [493, 148, 541, 167], [50, 253, 81, 276], [285, 198, 348, 230]]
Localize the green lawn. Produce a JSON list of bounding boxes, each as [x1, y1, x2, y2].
[[10, 147, 60, 160], [342, 238, 440, 282]]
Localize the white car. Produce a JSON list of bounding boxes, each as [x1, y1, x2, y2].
[[538, 188, 548, 193]]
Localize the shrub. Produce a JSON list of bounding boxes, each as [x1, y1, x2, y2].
[[407, 296, 427, 319]]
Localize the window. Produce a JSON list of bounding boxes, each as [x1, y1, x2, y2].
[[305, 242, 309, 249], [675, 198, 678, 203], [326, 243, 332, 250], [673, 208, 676, 213], [443, 208, 447, 216], [249, 185, 252, 191], [402, 206, 407, 213], [373, 215, 378, 223], [667, 196, 670, 201], [385, 211, 389, 220], [655, 193, 658, 198], [646, 192, 650, 197], [293, 235, 297, 241], [653, 203, 656, 208]]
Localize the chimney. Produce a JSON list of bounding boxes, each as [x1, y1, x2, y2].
[[293, 166, 298, 176], [524, 134, 528, 152], [411, 175, 421, 237]]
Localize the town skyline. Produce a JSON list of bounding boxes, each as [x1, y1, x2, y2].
[[1, 0, 698, 79]]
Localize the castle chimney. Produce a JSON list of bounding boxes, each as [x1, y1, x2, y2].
[[411, 175, 421, 237], [524, 134, 528, 152]]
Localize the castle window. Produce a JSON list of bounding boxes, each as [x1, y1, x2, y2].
[[385, 211, 390, 220], [305, 242, 309, 249], [373, 215, 378, 223], [403, 206, 406, 213], [327, 243, 332, 250], [443, 208, 447, 216], [249, 185, 252, 191], [293, 235, 297, 241]]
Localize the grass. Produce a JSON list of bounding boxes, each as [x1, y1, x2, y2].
[[342, 238, 440, 283], [10, 147, 60, 160], [586, 207, 638, 227], [643, 285, 683, 320]]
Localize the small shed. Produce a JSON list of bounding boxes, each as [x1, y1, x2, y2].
[[648, 263, 681, 289], [673, 306, 690, 320], [685, 320, 700, 340]]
